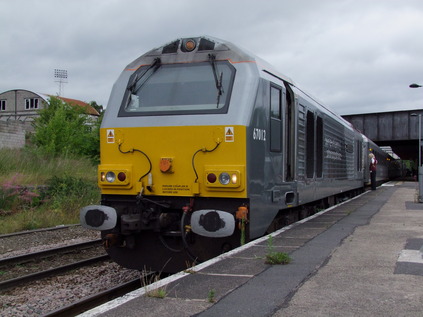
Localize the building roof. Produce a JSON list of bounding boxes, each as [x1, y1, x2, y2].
[[48, 95, 100, 116], [0, 89, 100, 117]]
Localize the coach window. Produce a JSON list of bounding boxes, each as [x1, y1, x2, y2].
[[316, 116, 323, 177], [270, 85, 282, 152], [316, 116, 323, 178], [306, 111, 315, 178], [356, 140, 362, 171]]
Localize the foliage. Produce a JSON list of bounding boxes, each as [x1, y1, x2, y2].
[[31, 96, 102, 162], [0, 174, 44, 214], [208, 289, 216, 303], [0, 147, 97, 185], [265, 251, 292, 265], [45, 174, 99, 212], [0, 97, 103, 233], [265, 235, 292, 265], [90, 101, 104, 115], [0, 148, 99, 234], [142, 272, 167, 299]]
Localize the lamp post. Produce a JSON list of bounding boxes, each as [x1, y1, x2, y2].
[[410, 83, 422, 202]]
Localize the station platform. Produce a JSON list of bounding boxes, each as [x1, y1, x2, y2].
[[80, 181, 423, 317]]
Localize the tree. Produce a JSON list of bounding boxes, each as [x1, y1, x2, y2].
[[90, 101, 104, 115], [31, 96, 101, 161]]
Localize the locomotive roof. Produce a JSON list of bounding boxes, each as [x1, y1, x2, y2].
[[124, 36, 295, 85], [121, 36, 354, 131]]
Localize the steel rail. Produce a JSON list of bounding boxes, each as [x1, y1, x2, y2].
[[0, 224, 80, 239], [42, 278, 143, 317], [0, 254, 109, 291], [0, 239, 102, 266]]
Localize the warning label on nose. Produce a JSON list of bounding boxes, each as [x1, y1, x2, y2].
[[225, 127, 234, 142], [107, 129, 115, 143], [162, 184, 190, 194]]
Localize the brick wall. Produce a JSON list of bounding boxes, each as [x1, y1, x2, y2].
[[0, 121, 32, 149]]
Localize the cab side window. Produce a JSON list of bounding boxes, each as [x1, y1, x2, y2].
[[270, 86, 282, 152]]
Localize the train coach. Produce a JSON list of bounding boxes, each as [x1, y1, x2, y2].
[[80, 36, 397, 273]]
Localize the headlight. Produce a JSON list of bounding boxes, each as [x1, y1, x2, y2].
[[106, 172, 116, 183], [204, 166, 243, 191], [98, 165, 132, 188], [219, 172, 230, 185]]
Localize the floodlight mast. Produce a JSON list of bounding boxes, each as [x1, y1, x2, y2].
[[54, 69, 68, 96]]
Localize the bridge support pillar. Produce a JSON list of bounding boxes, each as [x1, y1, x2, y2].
[[418, 166, 423, 203]]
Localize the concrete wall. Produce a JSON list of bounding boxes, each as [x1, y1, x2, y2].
[[0, 121, 31, 149]]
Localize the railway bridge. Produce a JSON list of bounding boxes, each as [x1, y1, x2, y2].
[[342, 109, 422, 161]]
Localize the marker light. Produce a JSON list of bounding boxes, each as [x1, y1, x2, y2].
[[219, 172, 230, 185], [204, 167, 243, 190], [98, 165, 131, 187], [106, 172, 116, 183], [117, 172, 126, 182], [207, 173, 217, 183]]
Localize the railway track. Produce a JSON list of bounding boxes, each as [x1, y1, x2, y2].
[[0, 224, 80, 239], [0, 239, 107, 290], [43, 277, 143, 317], [0, 226, 141, 316]]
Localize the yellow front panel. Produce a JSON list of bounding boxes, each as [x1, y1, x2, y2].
[[99, 125, 247, 198]]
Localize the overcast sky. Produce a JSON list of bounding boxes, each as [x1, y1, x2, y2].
[[1, 0, 423, 115]]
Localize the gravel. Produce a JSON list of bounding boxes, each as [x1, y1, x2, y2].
[[0, 225, 141, 316], [0, 225, 100, 259]]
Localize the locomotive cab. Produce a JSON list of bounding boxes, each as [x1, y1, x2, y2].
[[80, 36, 258, 272]]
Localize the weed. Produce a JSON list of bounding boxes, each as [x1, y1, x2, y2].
[[264, 235, 292, 265], [140, 269, 167, 299], [147, 287, 167, 299], [45, 174, 99, 212], [265, 251, 291, 265], [0, 148, 99, 234], [0, 173, 43, 212], [207, 289, 216, 303], [183, 260, 197, 274]]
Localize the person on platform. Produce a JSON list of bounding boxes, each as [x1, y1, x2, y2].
[[369, 153, 378, 190]]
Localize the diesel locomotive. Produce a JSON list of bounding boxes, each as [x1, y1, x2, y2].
[[80, 36, 396, 272]]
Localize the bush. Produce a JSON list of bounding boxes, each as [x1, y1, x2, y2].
[[31, 96, 101, 162], [0, 149, 100, 233], [0, 174, 43, 215], [45, 174, 99, 212]]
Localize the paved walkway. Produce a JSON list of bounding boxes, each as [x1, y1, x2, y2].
[[81, 182, 423, 317], [273, 182, 423, 317]]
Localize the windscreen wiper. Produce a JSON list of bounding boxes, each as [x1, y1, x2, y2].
[[208, 54, 224, 107], [128, 57, 161, 93]]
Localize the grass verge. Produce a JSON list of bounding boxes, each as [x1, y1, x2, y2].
[[0, 147, 99, 234]]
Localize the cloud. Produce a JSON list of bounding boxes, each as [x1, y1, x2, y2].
[[1, 0, 423, 113]]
